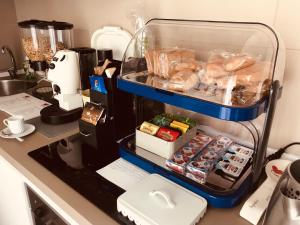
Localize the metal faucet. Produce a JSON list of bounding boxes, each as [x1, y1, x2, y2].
[[1, 45, 17, 79]]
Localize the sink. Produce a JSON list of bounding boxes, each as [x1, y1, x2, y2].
[[0, 79, 37, 96]]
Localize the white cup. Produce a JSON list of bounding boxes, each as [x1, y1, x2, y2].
[[3, 115, 25, 134]]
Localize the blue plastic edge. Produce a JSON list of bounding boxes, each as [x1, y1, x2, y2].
[[117, 78, 267, 121], [119, 146, 251, 208]]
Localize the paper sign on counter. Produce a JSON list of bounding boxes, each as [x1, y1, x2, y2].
[[0, 93, 51, 120], [97, 158, 150, 191]]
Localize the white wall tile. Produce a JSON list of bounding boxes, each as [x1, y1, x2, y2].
[[269, 50, 300, 152], [146, 0, 278, 25], [275, 0, 300, 50]]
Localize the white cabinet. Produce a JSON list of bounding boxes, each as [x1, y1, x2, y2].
[[0, 156, 33, 225]]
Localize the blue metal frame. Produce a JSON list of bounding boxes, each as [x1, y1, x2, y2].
[[119, 146, 251, 208], [117, 78, 268, 121]]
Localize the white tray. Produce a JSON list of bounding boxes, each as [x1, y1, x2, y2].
[[117, 174, 207, 225]]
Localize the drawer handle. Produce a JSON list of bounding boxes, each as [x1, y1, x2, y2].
[[80, 131, 91, 137]]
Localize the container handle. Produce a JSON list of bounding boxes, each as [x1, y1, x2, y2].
[[80, 131, 91, 137], [149, 190, 175, 208]]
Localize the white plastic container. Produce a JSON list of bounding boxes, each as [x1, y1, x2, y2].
[[117, 174, 207, 225], [136, 126, 197, 159]]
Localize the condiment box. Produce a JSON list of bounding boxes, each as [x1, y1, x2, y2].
[[117, 174, 207, 225], [136, 126, 197, 159]]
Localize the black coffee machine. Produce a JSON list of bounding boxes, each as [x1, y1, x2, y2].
[[70, 47, 97, 90], [78, 52, 135, 169]]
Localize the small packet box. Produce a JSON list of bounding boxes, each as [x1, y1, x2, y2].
[[136, 126, 197, 159], [166, 133, 212, 174], [186, 135, 233, 183]]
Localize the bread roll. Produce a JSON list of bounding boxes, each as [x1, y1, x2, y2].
[[174, 60, 202, 72], [206, 63, 230, 78], [208, 54, 225, 64], [224, 55, 256, 72], [153, 49, 163, 77], [235, 61, 271, 85], [215, 76, 236, 89], [146, 75, 167, 89], [145, 50, 154, 74], [168, 70, 199, 92], [159, 49, 182, 78], [200, 63, 230, 88], [145, 48, 197, 78]]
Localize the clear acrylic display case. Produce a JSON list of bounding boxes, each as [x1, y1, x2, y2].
[[119, 19, 285, 120], [117, 19, 285, 207]]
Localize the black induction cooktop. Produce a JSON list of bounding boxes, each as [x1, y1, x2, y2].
[[28, 143, 134, 225]]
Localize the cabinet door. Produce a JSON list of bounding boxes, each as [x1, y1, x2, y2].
[[0, 156, 33, 225]]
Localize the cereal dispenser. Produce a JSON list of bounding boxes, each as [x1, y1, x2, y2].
[[18, 20, 73, 71], [117, 19, 286, 208]]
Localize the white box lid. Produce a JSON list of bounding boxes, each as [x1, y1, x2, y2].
[[117, 174, 207, 225]]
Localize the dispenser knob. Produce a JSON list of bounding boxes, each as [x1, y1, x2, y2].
[[53, 84, 61, 94], [48, 63, 55, 70]]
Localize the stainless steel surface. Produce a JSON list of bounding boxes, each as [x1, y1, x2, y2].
[[263, 159, 300, 225], [1, 45, 17, 79], [0, 79, 37, 96]]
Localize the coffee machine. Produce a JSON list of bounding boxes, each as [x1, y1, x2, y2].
[[40, 50, 83, 124], [47, 50, 82, 110]]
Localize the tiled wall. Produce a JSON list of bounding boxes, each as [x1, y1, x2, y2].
[[14, 0, 300, 154]]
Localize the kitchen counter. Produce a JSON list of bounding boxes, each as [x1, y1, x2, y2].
[[0, 111, 252, 225]]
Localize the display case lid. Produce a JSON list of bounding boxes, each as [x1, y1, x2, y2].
[[118, 19, 285, 120]]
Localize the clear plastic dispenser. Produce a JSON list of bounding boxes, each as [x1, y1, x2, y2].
[[18, 20, 48, 62], [117, 19, 285, 208], [18, 20, 73, 67]]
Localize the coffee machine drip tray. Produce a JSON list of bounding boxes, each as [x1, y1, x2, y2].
[[40, 105, 83, 124], [28, 143, 134, 225]]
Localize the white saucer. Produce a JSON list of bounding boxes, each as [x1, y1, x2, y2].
[[0, 124, 35, 139]]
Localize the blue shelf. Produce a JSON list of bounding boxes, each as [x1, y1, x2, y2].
[[117, 78, 268, 121]]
